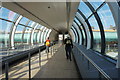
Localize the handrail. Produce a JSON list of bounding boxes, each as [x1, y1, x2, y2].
[[74, 44, 112, 80], [0, 43, 44, 50], [2, 42, 56, 79]]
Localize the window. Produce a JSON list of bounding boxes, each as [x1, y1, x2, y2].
[[73, 22, 82, 45], [97, 3, 118, 59], [72, 27, 78, 43], [78, 0, 92, 18], [19, 17, 29, 25], [0, 7, 19, 22], [88, 15, 101, 52], [33, 30, 38, 44], [88, 0, 105, 9], [14, 25, 25, 46], [28, 21, 35, 27], [75, 17, 86, 45], [70, 29, 75, 42], [0, 20, 13, 48], [23, 27, 32, 44]]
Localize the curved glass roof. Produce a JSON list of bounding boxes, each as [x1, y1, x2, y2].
[[0, 7, 51, 50], [72, 0, 118, 60]]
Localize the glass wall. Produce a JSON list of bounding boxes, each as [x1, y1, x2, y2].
[[77, 7, 91, 47], [33, 30, 38, 44], [97, 3, 118, 59], [88, 15, 101, 52], [0, 7, 51, 57], [23, 27, 32, 44], [73, 0, 118, 60], [0, 20, 13, 48], [73, 22, 82, 45], [76, 13, 87, 46], [14, 25, 24, 46], [78, 0, 92, 18], [0, 7, 18, 48], [0, 7, 18, 22]]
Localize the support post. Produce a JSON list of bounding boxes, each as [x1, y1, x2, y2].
[[39, 48, 41, 67], [28, 52, 31, 79], [5, 62, 9, 80]]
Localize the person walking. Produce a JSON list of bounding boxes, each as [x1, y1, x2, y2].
[[64, 36, 73, 61], [45, 37, 50, 53]]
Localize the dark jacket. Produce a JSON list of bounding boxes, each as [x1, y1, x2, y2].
[[64, 38, 73, 48]]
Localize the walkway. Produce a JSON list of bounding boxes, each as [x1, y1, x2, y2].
[[34, 44, 80, 78], [0, 44, 80, 79]]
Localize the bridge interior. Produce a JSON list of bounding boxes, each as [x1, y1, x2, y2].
[[0, 0, 120, 79]]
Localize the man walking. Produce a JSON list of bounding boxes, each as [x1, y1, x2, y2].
[[45, 37, 50, 53], [64, 36, 73, 61]]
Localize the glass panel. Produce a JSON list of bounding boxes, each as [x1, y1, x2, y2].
[[36, 25, 41, 29], [0, 20, 13, 48], [33, 30, 38, 44], [19, 17, 29, 25], [88, 15, 101, 52], [88, 0, 105, 9], [75, 17, 86, 45], [72, 27, 78, 43], [70, 29, 75, 42], [37, 31, 42, 43], [0, 7, 19, 21], [23, 27, 32, 44], [73, 22, 82, 45], [78, 0, 92, 18], [74, 18, 81, 26], [28, 21, 35, 27], [97, 4, 118, 59], [14, 25, 25, 46]]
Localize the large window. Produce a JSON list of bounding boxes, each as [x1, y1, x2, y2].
[[19, 17, 29, 25], [23, 27, 32, 44], [0, 7, 19, 22], [97, 3, 118, 59], [74, 1, 118, 60], [0, 20, 13, 48], [78, 0, 92, 18], [33, 30, 38, 44], [88, 15, 101, 52], [73, 22, 82, 44], [88, 0, 105, 9], [74, 18, 85, 45], [14, 25, 25, 46], [0, 6, 51, 58]]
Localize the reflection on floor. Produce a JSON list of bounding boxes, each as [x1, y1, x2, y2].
[[1, 44, 80, 79]]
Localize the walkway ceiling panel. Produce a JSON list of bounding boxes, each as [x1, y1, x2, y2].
[[2, 2, 79, 33]]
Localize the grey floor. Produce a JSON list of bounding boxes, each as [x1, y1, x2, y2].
[[33, 45, 80, 78], [1, 44, 81, 79]]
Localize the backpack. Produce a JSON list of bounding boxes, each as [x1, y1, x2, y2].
[[66, 39, 71, 44], [46, 41, 50, 46]]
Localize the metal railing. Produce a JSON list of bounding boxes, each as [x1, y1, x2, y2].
[[74, 44, 112, 80], [2, 42, 56, 80], [0, 43, 44, 58]]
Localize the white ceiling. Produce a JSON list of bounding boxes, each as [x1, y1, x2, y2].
[[2, 2, 79, 33]]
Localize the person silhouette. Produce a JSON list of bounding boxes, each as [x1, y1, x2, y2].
[[64, 36, 73, 61]]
